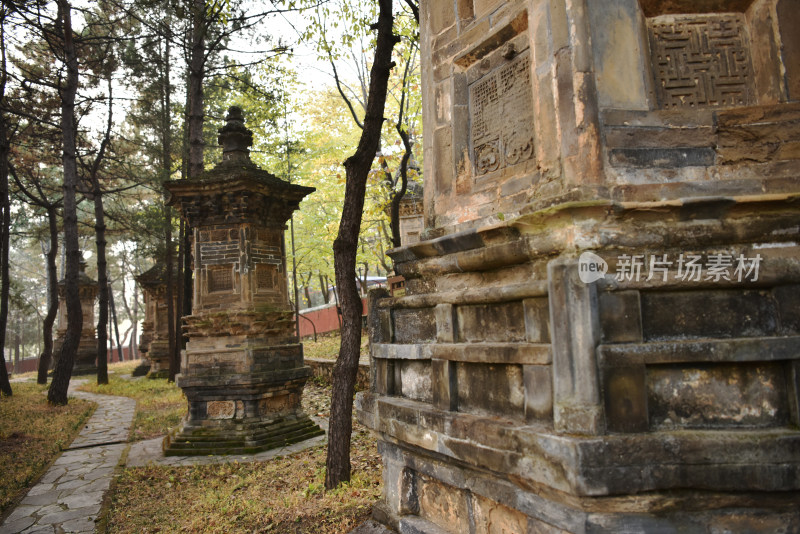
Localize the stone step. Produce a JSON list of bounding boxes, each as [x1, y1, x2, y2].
[[170, 418, 318, 443], [164, 426, 324, 456]]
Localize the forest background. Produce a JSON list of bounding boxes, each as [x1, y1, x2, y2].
[[0, 0, 421, 375]]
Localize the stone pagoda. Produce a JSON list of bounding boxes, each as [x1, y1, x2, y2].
[[358, 0, 800, 532], [134, 262, 178, 378], [162, 106, 323, 455], [53, 258, 98, 375]]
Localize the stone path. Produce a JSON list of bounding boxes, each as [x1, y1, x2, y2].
[[1, 379, 346, 533], [0, 384, 136, 534]]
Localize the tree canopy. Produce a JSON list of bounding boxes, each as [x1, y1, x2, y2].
[[0, 6, 422, 497]]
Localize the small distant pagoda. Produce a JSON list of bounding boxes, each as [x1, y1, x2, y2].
[[135, 262, 179, 378], [53, 258, 98, 375], [162, 107, 322, 455]]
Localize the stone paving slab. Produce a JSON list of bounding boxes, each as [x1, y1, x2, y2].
[[67, 393, 136, 449], [0, 385, 135, 534]]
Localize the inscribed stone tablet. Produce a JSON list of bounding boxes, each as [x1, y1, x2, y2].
[[469, 51, 535, 176]]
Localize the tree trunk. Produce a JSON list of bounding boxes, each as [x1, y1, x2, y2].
[[37, 206, 59, 384], [169, 0, 203, 380], [127, 278, 139, 359], [325, 0, 398, 489], [93, 77, 113, 385], [389, 127, 412, 249], [110, 283, 123, 362], [161, 22, 178, 382], [187, 0, 205, 181], [165, 213, 176, 382], [319, 274, 330, 304], [183, 225, 192, 323], [0, 5, 11, 396], [13, 319, 19, 374], [95, 185, 109, 385], [49, 0, 82, 405], [0, 71, 9, 393], [304, 274, 312, 309]]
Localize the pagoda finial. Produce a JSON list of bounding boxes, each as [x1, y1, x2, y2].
[[218, 106, 254, 162]]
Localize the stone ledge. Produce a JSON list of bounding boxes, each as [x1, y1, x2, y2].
[[599, 336, 800, 365], [376, 282, 548, 309], [430, 342, 551, 364], [373, 439, 800, 534], [360, 393, 800, 497], [390, 193, 800, 278], [176, 368, 312, 389], [373, 344, 435, 360]]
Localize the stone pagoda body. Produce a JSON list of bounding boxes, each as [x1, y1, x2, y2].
[[53, 258, 98, 375], [163, 107, 323, 455], [358, 0, 800, 532], [135, 263, 178, 378]]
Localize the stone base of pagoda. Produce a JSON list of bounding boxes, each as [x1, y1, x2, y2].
[[146, 340, 171, 379], [52, 335, 97, 376], [131, 357, 151, 377], [163, 409, 323, 456], [162, 344, 323, 456]]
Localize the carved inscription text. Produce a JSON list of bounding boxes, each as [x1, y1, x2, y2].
[[469, 51, 535, 176]]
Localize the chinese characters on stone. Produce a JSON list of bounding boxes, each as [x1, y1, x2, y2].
[[615, 253, 762, 283]]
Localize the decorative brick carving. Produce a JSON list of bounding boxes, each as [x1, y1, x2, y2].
[[207, 400, 235, 419], [208, 267, 233, 292], [469, 51, 535, 175], [648, 14, 754, 109], [200, 240, 239, 266], [256, 263, 279, 290]]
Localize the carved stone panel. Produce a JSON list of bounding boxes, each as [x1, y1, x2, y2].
[[256, 263, 280, 291], [208, 266, 234, 293], [648, 13, 754, 109], [469, 50, 535, 176]]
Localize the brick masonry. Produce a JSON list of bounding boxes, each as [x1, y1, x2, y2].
[[163, 107, 322, 456]]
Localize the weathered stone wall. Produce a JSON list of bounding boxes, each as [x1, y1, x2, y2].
[[194, 224, 288, 311], [360, 0, 800, 532], [135, 264, 179, 378], [423, 0, 800, 236]]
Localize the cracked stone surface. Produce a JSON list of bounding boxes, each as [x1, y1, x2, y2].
[[0, 383, 135, 534]]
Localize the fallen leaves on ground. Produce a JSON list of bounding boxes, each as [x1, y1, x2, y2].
[[106, 428, 382, 534], [0, 382, 95, 515]]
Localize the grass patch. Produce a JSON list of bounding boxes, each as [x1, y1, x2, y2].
[[106, 430, 382, 533], [302, 332, 368, 361], [78, 361, 186, 441], [0, 382, 95, 515], [302, 333, 342, 360]]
